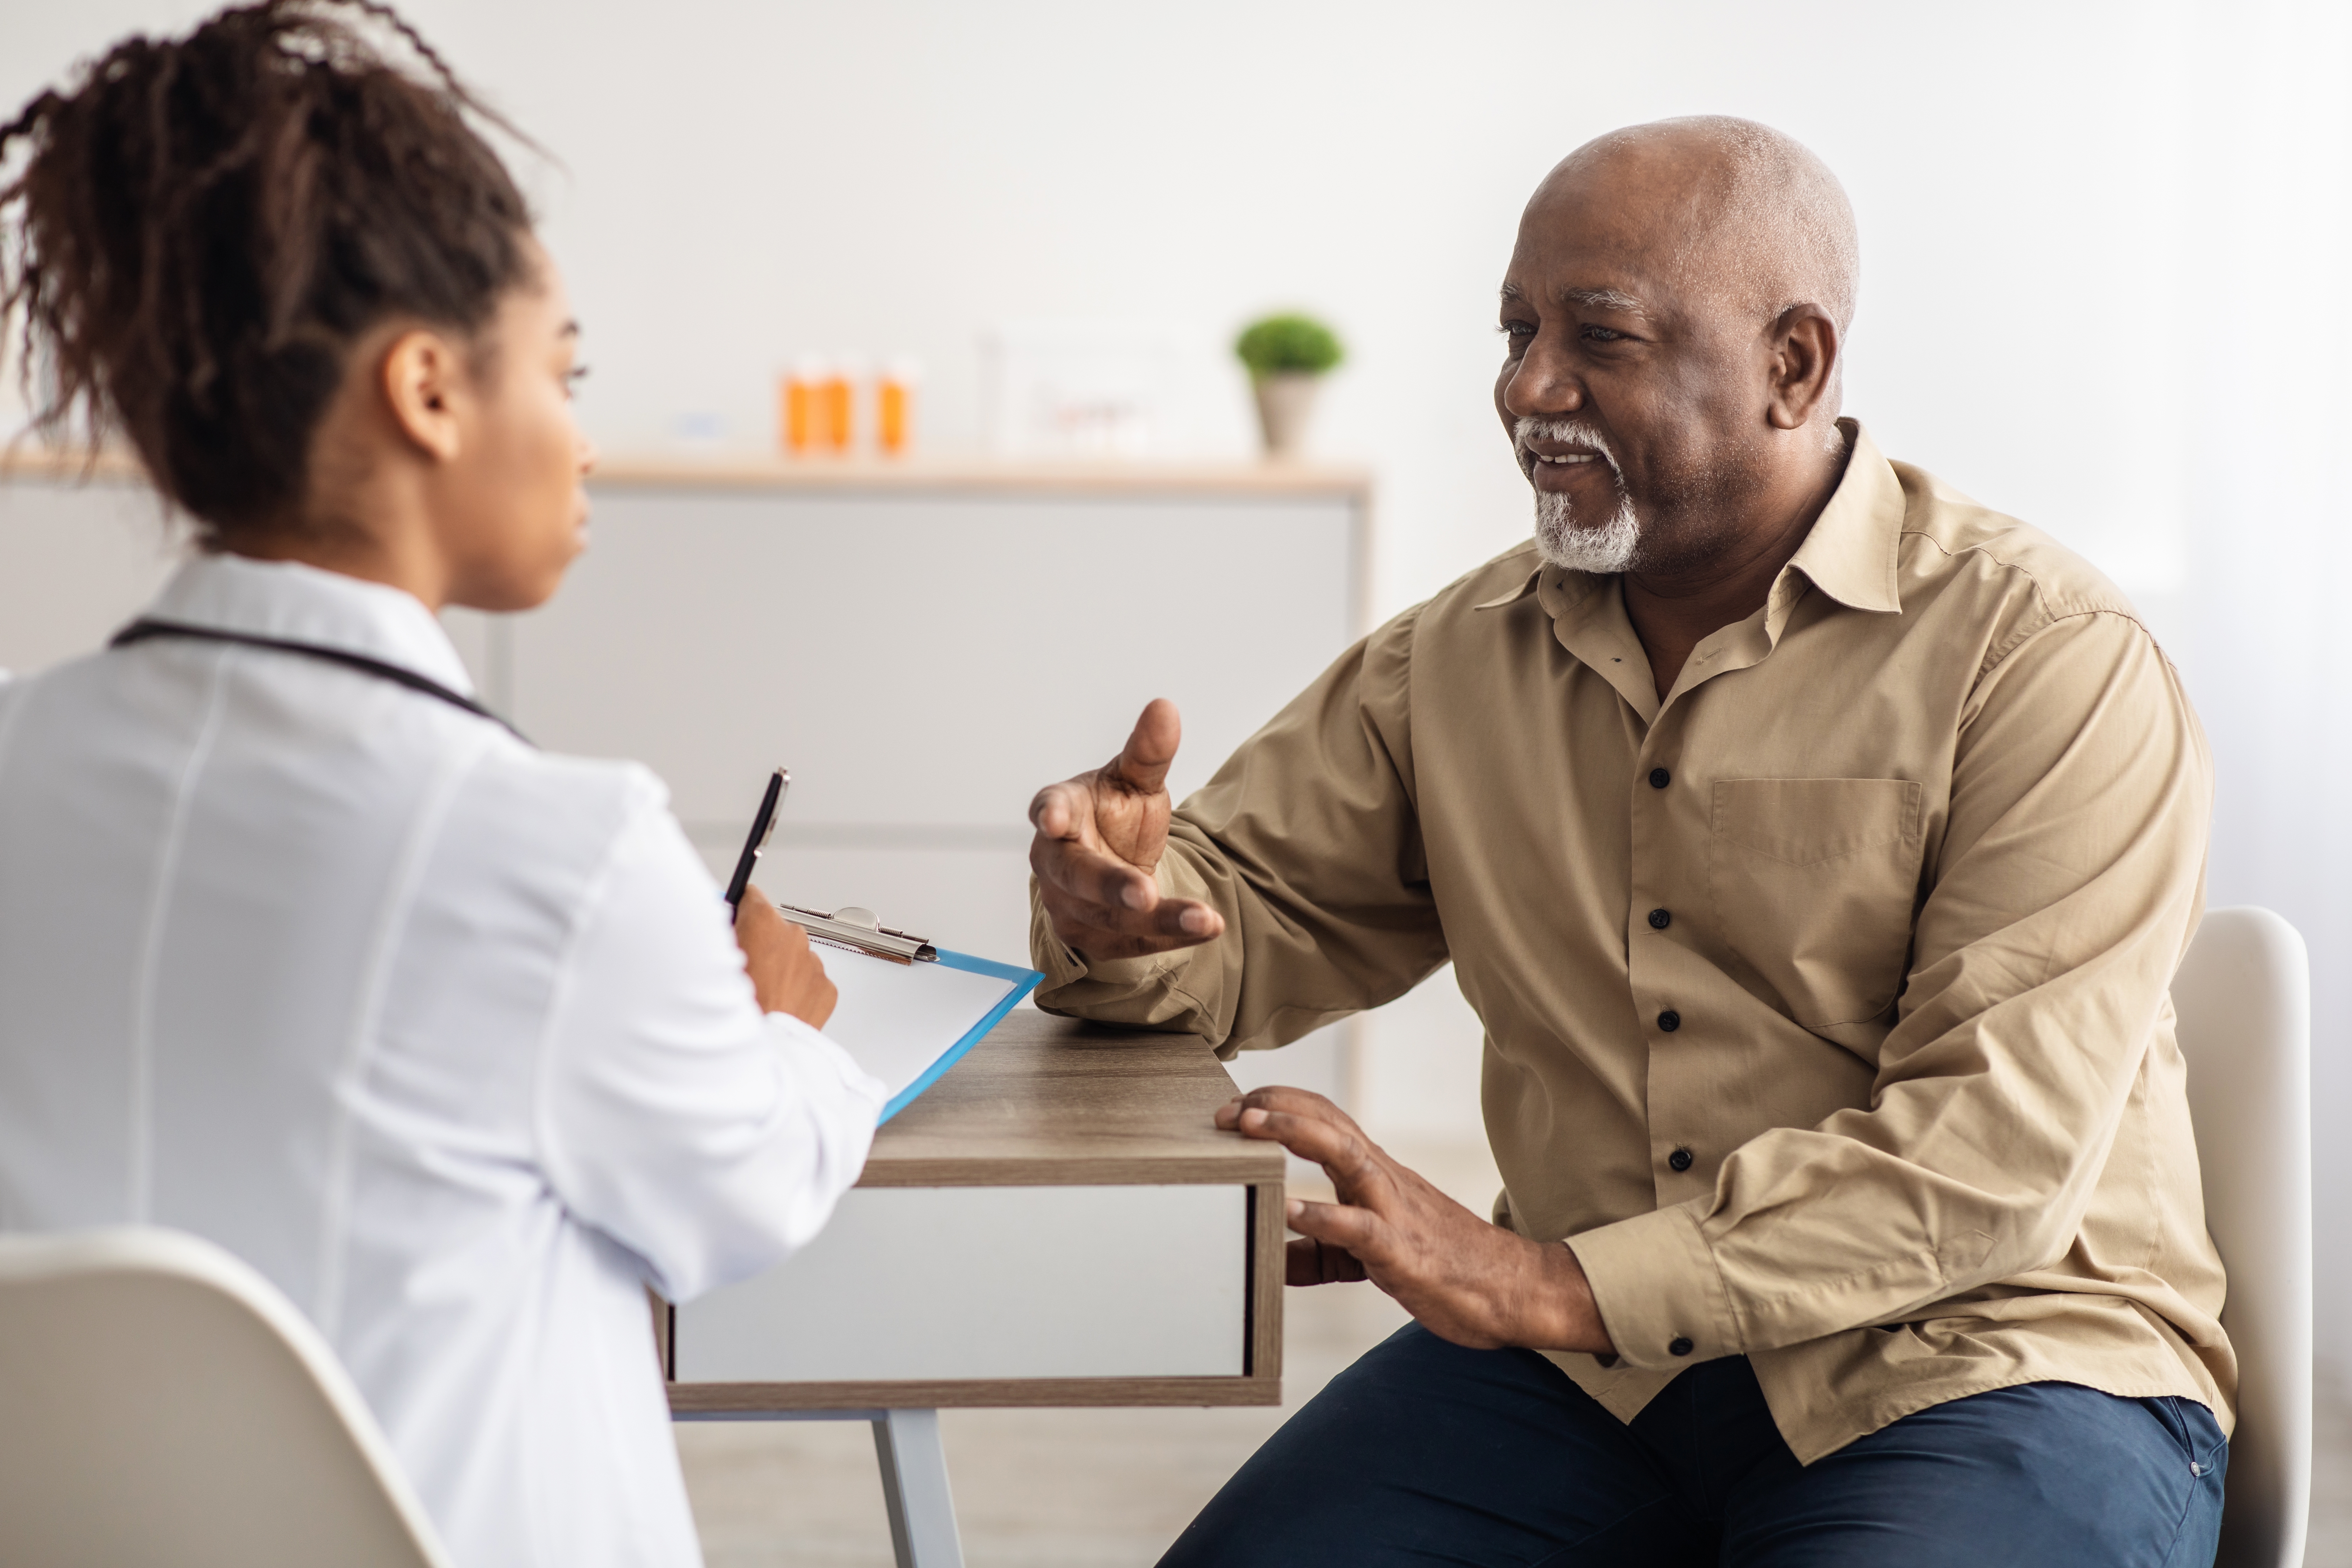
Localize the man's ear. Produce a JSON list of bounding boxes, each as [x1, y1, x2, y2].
[[378, 327, 468, 462], [1764, 305, 1839, 433]]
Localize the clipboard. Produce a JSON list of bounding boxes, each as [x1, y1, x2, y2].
[[780, 902, 937, 965], [808, 927, 1043, 1122], [721, 773, 1036, 1118]]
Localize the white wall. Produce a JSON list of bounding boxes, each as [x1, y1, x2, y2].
[[7, 0, 2350, 1372], [0, 0, 2259, 610]]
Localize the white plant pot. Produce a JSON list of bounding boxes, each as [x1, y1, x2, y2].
[[1252, 372, 1321, 459]]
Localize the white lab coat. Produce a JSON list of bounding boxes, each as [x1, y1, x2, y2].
[[0, 553, 885, 1567]]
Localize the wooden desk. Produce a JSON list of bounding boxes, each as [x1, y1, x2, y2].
[[664, 1011, 1284, 1416]]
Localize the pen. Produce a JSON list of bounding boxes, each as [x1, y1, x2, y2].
[[723, 767, 789, 913]]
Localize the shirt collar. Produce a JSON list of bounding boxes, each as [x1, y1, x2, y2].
[[1471, 566, 1545, 612], [1472, 418, 1905, 622], [1781, 419, 1903, 616], [1472, 419, 1905, 722], [143, 553, 479, 696]]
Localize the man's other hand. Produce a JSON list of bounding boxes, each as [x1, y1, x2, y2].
[[735, 884, 839, 1029], [1217, 1086, 1616, 1356], [1028, 698, 1227, 962]]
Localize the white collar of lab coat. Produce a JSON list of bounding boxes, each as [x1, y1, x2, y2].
[[144, 553, 480, 698]]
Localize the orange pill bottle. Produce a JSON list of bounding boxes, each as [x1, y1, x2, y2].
[[877, 358, 920, 457], [818, 360, 854, 455], [780, 357, 824, 456]]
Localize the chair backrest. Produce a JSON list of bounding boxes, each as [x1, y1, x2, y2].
[[0, 1226, 452, 1568], [2172, 906, 2312, 1568]]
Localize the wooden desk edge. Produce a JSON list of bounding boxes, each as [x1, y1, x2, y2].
[[855, 1152, 1283, 1188], [855, 1015, 1285, 1186], [669, 1373, 1283, 1413]]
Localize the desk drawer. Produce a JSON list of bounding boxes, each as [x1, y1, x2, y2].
[[674, 1184, 1247, 1382]]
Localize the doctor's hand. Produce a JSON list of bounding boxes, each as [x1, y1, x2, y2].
[[1028, 698, 1226, 962], [735, 886, 838, 1030], [1218, 1086, 1617, 1356]]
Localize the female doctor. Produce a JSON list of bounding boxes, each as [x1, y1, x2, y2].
[[0, 5, 884, 1565]]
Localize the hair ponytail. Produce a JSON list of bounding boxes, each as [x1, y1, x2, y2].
[[0, 0, 535, 547]]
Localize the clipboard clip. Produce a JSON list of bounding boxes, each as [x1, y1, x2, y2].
[[778, 902, 939, 965]]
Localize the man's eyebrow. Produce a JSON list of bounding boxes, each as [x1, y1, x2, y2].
[[560, 319, 581, 337], [1561, 287, 1645, 314], [1498, 281, 1526, 303]]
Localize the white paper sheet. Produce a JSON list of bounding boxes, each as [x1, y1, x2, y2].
[[813, 943, 1026, 1106]]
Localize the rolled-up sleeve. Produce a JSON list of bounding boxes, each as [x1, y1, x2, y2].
[[1570, 608, 2211, 1369], [533, 787, 886, 1303]]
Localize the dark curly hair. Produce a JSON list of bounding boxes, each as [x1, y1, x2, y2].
[[0, 0, 537, 548]]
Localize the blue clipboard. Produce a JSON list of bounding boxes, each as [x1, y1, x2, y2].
[[878, 949, 1043, 1122]]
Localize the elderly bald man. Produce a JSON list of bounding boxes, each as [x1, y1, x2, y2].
[[1029, 117, 2230, 1565]]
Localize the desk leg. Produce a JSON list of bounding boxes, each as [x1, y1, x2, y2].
[[870, 1408, 964, 1568]]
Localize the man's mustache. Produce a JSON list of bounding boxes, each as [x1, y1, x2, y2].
[[1513, 417, 1624, 483]]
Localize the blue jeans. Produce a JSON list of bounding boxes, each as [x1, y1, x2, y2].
[[1161, 1324, 2226, 1567]]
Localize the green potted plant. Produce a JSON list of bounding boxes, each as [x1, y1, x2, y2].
[[1234, 312, 1343, 458]]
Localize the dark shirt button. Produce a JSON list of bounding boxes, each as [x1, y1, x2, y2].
[[1668, 1147, 1694, 1172], [1669, 1336, 1695, 1357], [1657, 1009, 1681, 1032], [1648, 907, 1671, 930], [1648, 766, 1672, 789]]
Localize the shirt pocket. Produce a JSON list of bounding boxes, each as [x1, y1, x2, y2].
[[1708, 777, 1926, 1031]]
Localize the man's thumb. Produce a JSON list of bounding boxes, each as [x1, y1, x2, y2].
[[1109, 698, 1181, 794]]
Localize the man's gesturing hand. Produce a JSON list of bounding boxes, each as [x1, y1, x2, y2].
[[1217, 1086, 1616, 1355], [1028, 699, 1227, 961]]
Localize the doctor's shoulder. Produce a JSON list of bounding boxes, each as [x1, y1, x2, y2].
[[453, 742, 710, 899]]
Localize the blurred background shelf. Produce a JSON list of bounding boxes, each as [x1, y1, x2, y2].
[[0, 445, 1370, 497], [588, 455, 1372, 501]]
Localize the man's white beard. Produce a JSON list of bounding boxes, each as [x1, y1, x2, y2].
[[1520, 417, 1642, 573], [1534, 486, 1640, 574]]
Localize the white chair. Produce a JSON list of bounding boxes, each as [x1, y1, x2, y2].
[[2174, 906, 2313, 1568], [0, 1226, 452, 1568]]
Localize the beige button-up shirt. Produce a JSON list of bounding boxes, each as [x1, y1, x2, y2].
[[1031, 422, 2231, 1462]]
